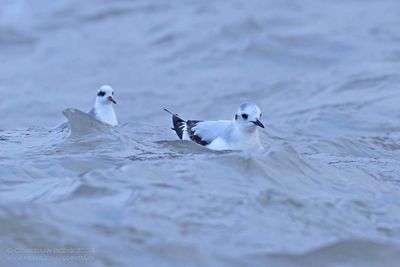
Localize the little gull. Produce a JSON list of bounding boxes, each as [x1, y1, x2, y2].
[[89, 85, 118, 126], [164, 102, 264, 151]]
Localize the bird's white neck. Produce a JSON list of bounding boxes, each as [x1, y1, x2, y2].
[[231, 121, 262, 151], [94, 101, 118, 126]]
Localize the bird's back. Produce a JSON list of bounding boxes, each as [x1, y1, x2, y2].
[[190, 120, 232, 144]]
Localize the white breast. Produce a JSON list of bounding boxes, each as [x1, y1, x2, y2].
[[94, 104, 118, 126]]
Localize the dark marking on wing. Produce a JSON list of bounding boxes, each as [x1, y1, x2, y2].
[[164, 108, 186, 140], [164, 109, 209, 146], [187, 120, 209, 146], [172, 115, 185, 140]]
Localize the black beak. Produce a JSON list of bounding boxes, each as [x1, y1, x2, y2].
[[252, 119, 264, 128], [108, 96, 117, 104]]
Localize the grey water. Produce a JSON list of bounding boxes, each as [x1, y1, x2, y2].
[[1, 0, 400, 266]]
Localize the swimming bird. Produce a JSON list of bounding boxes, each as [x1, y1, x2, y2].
[[164, 102, 265, 151], [89, 85, 118, 126]]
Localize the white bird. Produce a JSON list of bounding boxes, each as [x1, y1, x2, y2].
[[164, 102, 265, 151], [89, 85, 118, 126]]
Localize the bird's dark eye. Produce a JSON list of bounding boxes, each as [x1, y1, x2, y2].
[[242, 114, 248, 119], [112, 92, 114, 95], [97, 91, 106, 97]]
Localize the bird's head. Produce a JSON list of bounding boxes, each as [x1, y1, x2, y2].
[[96, 85, 116, 105], [234, 102, 264, 131]]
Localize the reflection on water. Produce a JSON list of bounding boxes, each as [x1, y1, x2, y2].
[[1, 0, 400, 266]]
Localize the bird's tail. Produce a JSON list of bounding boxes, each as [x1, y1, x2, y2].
[[163, 108, 186, 140]]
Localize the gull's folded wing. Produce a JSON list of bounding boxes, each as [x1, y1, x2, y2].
[[188, 120, 231, 146]]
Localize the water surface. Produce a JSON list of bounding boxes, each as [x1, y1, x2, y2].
[[1, 0, 400, 266]]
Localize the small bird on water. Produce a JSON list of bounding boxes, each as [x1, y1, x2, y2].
[[164, 102, 265, 151], [89, 85, 118, 126]]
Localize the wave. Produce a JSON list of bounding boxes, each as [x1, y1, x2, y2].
[[246, 240, 400, 267]]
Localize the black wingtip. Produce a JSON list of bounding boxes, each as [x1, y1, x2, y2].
[[172, 116, 185, 140], [164, 108, 185, 140]]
